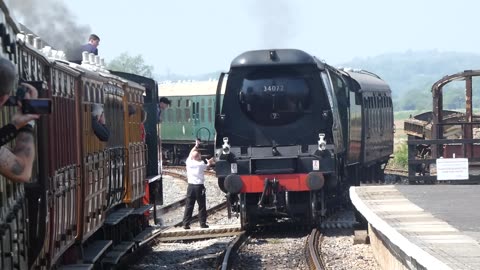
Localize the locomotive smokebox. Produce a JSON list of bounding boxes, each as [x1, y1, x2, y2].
[[306, 172, 325, 190], [225, 174, 243, 194]]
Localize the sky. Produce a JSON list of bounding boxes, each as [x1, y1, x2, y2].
[[6, 0, 480, 77]]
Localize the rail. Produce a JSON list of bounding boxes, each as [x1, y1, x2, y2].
[[305, 228, 325, 270]]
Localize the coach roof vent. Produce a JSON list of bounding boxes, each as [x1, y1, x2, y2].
[[33, 37, 42, 50], [95, 55, 101, 67], [41, 46, 52, 57], [89, 53, 95, 65], [26, 34, 34, 46], [81, 51, 89, 65]]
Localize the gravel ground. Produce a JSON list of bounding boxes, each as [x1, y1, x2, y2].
[[232, 232, 309, 270], [322, 230, 380, 270], [138, 168, 380, 269], [131, 237, 234, 270]]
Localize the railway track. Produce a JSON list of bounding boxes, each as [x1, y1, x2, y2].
[[305, 229, 326, 270], [217, 226, 327, 269], [118, 167, 233, 267], [119, 201, 232, 268]]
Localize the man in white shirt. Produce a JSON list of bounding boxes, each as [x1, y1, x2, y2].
[[182, 139, 215, 229]]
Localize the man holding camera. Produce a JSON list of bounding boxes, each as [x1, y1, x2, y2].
[[0, 57, 40, 183]]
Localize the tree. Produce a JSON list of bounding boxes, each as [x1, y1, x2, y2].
[[107, 52, 154, 77]]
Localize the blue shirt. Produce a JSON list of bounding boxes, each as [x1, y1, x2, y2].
[[81, 43, 98, 55]]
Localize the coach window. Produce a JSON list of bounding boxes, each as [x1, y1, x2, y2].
[[177, 100, 181, 107], [176, 108, 182, 122], [186, 99, 191, 107], [168, 110, 173, 123], [201, 108, 205, 122], [185, 108, 191, 122], [196, 102, 200, 119], [208, 107, 212, 123], [84, 83, 89, 101]]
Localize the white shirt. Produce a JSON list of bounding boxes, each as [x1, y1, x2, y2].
[[186, 158, 208, 185]]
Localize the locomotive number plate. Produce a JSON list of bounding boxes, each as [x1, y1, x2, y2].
[[263, 85, 285, 92]]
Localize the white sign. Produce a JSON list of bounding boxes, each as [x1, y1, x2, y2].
[[436, 158, 469, 180], [231, 163, 238, 174], [312, 160, 320, 171]]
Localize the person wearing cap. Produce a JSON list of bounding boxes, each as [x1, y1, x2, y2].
[[81, 34, 100, 56]]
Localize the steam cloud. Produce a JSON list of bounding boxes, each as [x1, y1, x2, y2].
[[5, 0, 91, 61], [248, 0, 296, 48]]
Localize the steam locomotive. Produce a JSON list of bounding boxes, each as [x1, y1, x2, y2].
[[0, 2, 163, 269], [214, 49, 394, 229]]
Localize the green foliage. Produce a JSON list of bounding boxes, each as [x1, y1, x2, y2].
[[340, 50, 480, 111], [107, 52, 154, 77], [393, 142, 408, 169]]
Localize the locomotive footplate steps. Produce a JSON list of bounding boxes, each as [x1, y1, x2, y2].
[[105, 208, 134, 226], [351, 185, 480, 270], [83, 240, 113, 264], [59, 264, 94, 270], [101, 241, 135, 266], [130, 204, 153, 215]]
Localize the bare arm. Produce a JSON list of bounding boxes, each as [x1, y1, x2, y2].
[[0, 83, 39, 182], [206, 157, 215, 167], [0, 131, 35, 183], [188, 139, 201, 159]]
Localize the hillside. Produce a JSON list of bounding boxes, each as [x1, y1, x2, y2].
[[156, 50, 480, 111], [339, 50, 480, 99]]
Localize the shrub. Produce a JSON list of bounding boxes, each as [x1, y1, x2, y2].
[[393, 142, 408, 169]]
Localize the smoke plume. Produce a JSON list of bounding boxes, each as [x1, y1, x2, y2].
[[248, 0, 296, 48], [5, 0, 91, 61]]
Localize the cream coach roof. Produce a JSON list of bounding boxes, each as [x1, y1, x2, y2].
[[158, 79, 226, 97]]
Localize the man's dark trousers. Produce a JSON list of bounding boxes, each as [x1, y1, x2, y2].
[[182, 184, 207, 226]]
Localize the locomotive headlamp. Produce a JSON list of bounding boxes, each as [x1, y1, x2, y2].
[[318, 133, 326, 151], [222, 137, 231, 155]]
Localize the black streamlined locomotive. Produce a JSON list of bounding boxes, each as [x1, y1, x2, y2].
[[214, 49, 393, 229]]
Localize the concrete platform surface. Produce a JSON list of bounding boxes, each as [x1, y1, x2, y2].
[[351, 185, 480, 270]]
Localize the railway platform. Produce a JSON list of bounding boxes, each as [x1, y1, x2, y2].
[[350, 185, 480, 270]]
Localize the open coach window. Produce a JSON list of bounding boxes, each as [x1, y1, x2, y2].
[[237, 67, 312, 126]]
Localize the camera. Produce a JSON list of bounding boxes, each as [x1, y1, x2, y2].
[[4, 81, 52, 114]]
